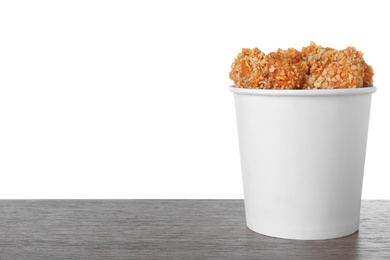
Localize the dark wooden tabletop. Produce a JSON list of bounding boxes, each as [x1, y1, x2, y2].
[[0, 200, 389, 259]]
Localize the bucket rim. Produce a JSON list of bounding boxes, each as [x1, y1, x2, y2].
[[229, 85, 377, 96]]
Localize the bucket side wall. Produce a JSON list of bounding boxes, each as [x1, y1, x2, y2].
[[234, 93, 372, 240]]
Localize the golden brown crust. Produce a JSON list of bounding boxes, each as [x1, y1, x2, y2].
[[301, 42, 374, 89], [364, 64, 374, 87], [229, 48, 309, 89], [229, 42, 374, 90]]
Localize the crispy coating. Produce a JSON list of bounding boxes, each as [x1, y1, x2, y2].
[[230, 42, 374, 89], [229, 48, 309, 89], [364, 63, 374, 87], [301, 42, 374, 89]]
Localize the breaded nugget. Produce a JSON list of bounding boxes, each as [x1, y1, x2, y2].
[[301, 42, 374, 89], [229, 48, 309, 89], [364, 63, 374, 87], [268, 48, 309, 89], [229, 48, 267, 89]]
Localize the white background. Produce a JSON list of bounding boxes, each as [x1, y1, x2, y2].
[[0, 0, 389, 199]]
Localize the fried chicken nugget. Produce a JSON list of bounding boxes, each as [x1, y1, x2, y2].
[[301, 42, 374, 89], [229, 48, 308, 89], [268, 48, 309, 89]]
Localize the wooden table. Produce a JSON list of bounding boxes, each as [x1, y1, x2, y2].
[[0, 200, 389, 259]]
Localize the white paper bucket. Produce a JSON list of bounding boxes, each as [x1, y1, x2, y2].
[[230, 86, 376, 240]]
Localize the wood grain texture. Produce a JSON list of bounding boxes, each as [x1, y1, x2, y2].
[[0, 200, 389, 259]]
